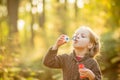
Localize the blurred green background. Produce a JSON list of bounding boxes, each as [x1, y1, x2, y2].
[[0, 0, 120, 80]]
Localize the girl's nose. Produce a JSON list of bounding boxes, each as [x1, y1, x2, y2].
[[72, 36, 78, 41]]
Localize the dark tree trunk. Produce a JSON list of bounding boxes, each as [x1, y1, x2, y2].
[[40, 0, 45, 27], [7, 0, 19, 34], [30, 12, 34, 47], [75, 0, 78, 18], [7, 0, 19, 54], [64, 0, 67, 10]]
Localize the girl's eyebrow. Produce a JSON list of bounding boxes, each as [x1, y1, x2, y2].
[[81, 33, 87, 36]]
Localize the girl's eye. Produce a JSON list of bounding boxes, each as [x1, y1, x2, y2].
[[81, 34, 86, 38]]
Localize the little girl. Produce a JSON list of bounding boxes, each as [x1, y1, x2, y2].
[[43, 26, 102, 80]]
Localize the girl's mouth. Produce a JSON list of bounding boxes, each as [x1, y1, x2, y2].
[[74, 41, 78, 44]]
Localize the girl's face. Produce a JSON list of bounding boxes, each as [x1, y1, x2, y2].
[[72, 28, 91, 49]]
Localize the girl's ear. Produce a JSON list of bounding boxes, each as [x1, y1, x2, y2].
[[88, 43, 93, 49]]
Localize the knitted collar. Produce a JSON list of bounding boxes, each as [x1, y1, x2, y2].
[[70, 50, 91, 62]]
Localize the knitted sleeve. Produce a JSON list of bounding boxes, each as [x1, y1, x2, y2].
[[91, 59, 102, 80], [43, 47, 65, 68]]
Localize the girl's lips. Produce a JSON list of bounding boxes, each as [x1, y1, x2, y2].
[[74, 41, 78, 44]]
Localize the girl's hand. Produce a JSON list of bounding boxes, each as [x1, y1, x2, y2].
[[79, 68, 95, 80], [52, 34, 67, 50]]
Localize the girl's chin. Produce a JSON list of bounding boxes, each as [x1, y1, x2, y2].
[[73, 46, 80, 48]]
